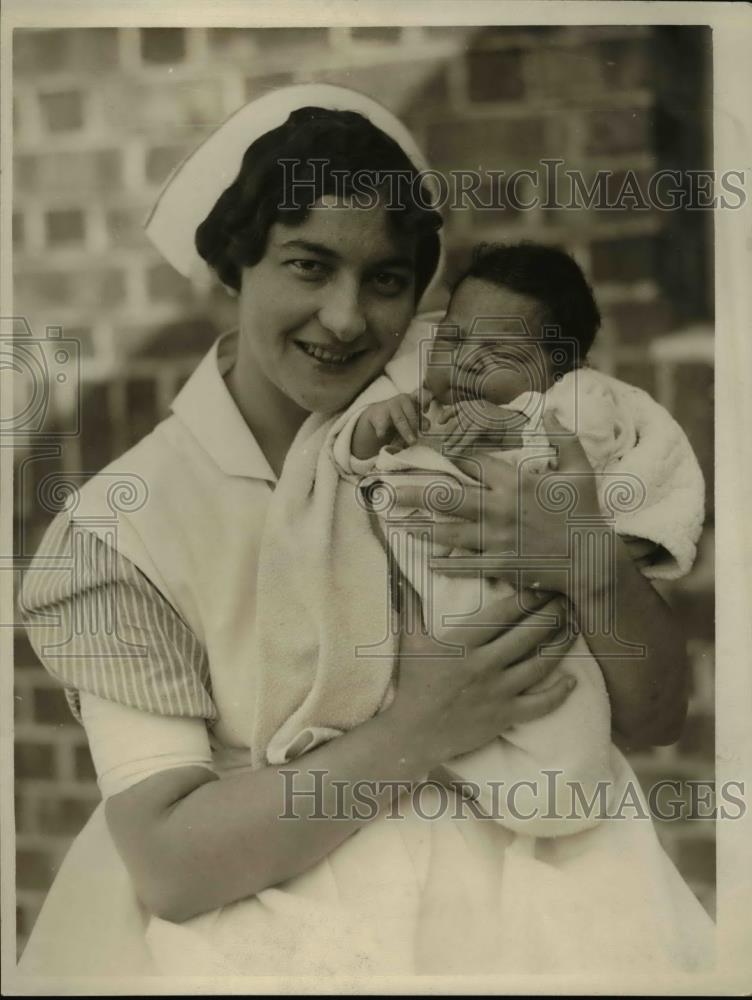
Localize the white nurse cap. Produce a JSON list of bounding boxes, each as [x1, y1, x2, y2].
[[144, 83, 441, 285]]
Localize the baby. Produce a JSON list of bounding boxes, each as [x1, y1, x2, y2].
[[350, 241, 655, 567]]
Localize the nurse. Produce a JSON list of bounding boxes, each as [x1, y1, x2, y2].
[[18, 84, 689, 977]]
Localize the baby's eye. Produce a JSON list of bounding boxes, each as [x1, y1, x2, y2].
[[371, 271, 410, 296]]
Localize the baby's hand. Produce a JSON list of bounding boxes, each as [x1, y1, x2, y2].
[[359, 393, 420, 448], [439, 400, 527, 453]]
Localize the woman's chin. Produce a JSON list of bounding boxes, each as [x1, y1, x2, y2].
[[288, 356, 381, 413]]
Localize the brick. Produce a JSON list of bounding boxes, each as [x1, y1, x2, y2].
[[145, 145, 189, 185], [524, 47, 602, 101], [603, 299, 674, 345], [14, 28, 118, 75], [245, 73, 295, 101], [147, 262, 194, 306], [351, 27, 402, 43], [62, 325, 95, 357], [427, 117, 548, 170], [471, 26, 562, 48], [32, 687, 71, 725], [209, 28, 260, 51], [678, 713, 714, 759], [103, 80, 223, 132], [105, 208, 147, 250], [36, 795, 98, 836], [585, 107, 654, 156], [15, 267, 127, 311], [72, 28, 120, 71], [406, 68, 450, 113], [80, 383, 116, 471], [247, 28, 329, 48], [45, 209, 85, 246], [599, 38, 655, 90], [125, 378, 159, 447], [136, 316, 220, 358], [15, 270, 72, 309], [591, 235, 659, 283], [13, 30, 70, 75], [74, 744, 97, 782], [16, 848, 57, 891], [467, 50, 525, 103], [15, 742, 56, 780], [38, 91, 84, 133], [140, 28, 186, 64], [13, 150, 122, 196], [672, 363, 714, 503]]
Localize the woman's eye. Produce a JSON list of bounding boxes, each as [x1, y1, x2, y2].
[[287, 259, 329, 280]]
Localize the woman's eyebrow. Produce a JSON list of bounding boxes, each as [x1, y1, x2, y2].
[[278, 239, 340, 259]]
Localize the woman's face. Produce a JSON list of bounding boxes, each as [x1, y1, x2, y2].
[[236, 196, 419, 415]]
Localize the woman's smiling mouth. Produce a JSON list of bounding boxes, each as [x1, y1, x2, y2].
[[294, 340, 369, 367]]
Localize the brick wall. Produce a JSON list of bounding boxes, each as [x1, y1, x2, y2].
[[13, 26, 715, 955]]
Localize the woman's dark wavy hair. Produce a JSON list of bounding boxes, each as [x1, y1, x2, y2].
[[457, 241, 602, 373], [196, 107, 443, 299]]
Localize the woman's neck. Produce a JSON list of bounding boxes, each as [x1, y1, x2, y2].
[[225, 345, 310, 479]]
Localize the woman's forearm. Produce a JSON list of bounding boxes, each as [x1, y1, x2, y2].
[[569, 528, 689, 747], [106, 707, 434, 923]]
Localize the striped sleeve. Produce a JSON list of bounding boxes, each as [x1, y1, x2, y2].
[[19, 514, 216, 724]]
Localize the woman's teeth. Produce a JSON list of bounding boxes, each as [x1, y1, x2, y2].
[[297, 342, 364, 365]]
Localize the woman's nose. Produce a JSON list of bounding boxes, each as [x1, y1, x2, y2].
[[318, 277, 367, 343]]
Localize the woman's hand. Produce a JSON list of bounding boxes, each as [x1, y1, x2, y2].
[[386, 583, 577, 765], [390, 412, 606, 595], [386, 413, 690, 746]]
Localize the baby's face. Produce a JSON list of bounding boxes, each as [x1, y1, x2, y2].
[[423, 277, 557, 406]]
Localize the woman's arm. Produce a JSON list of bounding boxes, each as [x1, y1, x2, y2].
[[106, 591, 575, 922]]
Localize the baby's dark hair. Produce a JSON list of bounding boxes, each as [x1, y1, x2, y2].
[[196, 107, 442, 299], [454, 241, 601, 373]]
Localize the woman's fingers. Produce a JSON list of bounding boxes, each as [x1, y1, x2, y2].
[[500, 643, 566, 696], [429, 519, 483, 552], [478, 599, 570, 668], [389, 481, 484, 520], [511, 673, 575, 724], [446, 591, 561, 648]]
